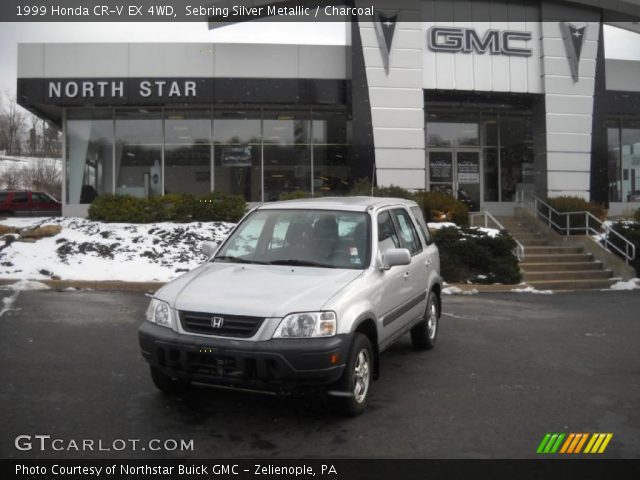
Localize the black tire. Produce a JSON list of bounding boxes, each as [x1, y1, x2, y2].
[[149, 366, 190, 394], [332, 333, 373, 416], [411, 290, 439, 350]]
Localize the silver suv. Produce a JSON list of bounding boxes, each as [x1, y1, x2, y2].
[[139, 197, 442, 415]]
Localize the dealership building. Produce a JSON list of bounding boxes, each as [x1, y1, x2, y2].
[[16, 0, 640, 216]]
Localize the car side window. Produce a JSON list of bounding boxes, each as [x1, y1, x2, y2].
[[392, 208, 422, 255], [12, 192, 28, 203], [32, 193, 49, 203], [377, 211, 400, 254], [0, 193, 8, 203], [410, 206, 432, 245]]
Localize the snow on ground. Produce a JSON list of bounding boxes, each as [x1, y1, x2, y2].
[[442, 286, 479, 295], [510, 286, 554, 295], [427, 222, 500, 238], [427, 222, 457, 230], [609, 278, 640, 290], [0, 217, 234, 282]]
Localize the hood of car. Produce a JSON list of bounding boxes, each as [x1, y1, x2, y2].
[[162, 262, 363, 318]]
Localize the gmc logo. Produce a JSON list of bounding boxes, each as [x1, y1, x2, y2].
[[428, 26, 533, 57]]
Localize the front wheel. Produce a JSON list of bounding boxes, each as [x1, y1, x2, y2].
[[149, 366, 190, 394], [332, 333, 373, 416], [411, 290, 439, 350]]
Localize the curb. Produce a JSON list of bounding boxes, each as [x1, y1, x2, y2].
[[445, 283, 529, 293], [0, 278, 164, 292]]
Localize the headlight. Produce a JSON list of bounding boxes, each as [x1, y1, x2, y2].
[[145, 298, 173, 329], [272, 311, 336, 338]]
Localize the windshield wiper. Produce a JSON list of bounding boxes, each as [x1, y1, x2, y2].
[[267, 259, 336, 268], [213, 255, 267, 265]]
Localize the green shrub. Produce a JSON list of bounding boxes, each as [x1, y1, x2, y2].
[[278, 190, 311, 201], [433, 226, 521, 284], [414, 191, 469, 227], [545, 196, 607, 234], [88, 194, 154, 223], [193, 192, 247, 223], [607, 221, 640, 275], [349, 178, 375, 196], [373, 184, 416, 200], [88, 192, 246, 223]]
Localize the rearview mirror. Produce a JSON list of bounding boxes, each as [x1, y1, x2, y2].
[[201, 241, 219, 257], [381, 248, 411, 270]]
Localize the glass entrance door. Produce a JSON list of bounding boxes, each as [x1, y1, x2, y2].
[[428, 150, 481, 212]]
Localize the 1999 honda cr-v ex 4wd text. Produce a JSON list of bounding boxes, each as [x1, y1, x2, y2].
[[139, 197, 442, 415]]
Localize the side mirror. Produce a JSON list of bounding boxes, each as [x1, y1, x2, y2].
[[381, 248, 411, 270], [201, 241, 219, 257]]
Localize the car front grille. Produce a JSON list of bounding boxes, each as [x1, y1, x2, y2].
[[179, 311, 265, 338]]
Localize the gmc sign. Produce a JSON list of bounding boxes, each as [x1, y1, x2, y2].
[[428, 26, 533, 57]]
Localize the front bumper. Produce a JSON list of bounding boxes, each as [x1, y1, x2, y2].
[[139, 322, 349, 391]]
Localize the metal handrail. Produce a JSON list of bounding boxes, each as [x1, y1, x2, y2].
[[533, 196, 636, 265], [469, 211, 525, 262]]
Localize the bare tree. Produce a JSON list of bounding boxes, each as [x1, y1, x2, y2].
[[0, 164, 26, 190], [0, 92, 26, 155]]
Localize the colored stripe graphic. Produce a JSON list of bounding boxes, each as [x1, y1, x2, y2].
[[538, 433, 613, 454]]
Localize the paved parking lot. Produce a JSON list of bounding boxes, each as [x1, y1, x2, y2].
[[1, 288, 639, 459]]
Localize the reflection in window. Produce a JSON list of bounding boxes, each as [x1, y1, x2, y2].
[[621, 124, 640, 202], [213, 111, 262, 202], [499, 115, 533, 202], [115, 109, 162, 198], [66, 109, 113, 204], [313, 110, 352, 196], [164, 110, 211, 195], [263, 111, 311, 201], [426, 114, 480, 147]]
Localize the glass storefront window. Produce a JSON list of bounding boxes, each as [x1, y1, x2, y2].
[[65, 107, 351, 205], [115, 109, 163, 198], [66, 109, 113, 204], [621, 123, 640, 202], [499, 115, 533, 202], [312, 110, 351, 196], [164, 110, 211, 195], [608, 120, 622, 202], [483, 148, 499, 202], [607, 118, 640, 203], [263, 111, 311, 201], [213, 110, 262, 202], [427, 114, 480, 147]]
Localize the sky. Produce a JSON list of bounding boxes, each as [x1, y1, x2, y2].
[[1, 21, 639, 95]]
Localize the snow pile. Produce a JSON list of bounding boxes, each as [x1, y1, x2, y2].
[[442, 286, 479, 296], [1, 280, 51, 291], [0, 217, 234, 282], [510, 286, 554, 295], [609, 278, 640, 290], [427, 222, 457, 231]]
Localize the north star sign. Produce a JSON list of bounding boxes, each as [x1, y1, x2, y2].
[[428, 26, 533, 57], [47, 79, 198, 100]]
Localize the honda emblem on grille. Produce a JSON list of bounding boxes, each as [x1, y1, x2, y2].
[[211, 316, 224, 328]]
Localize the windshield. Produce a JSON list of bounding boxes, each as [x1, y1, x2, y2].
[[215, 209, 371, 269]]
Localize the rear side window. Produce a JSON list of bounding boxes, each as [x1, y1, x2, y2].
[[12, 192, 28, 203], [377, 211, 400, 253], [410, 206, 432, 245], [392, 208, 422, 255], [0, 193, 8, 203]]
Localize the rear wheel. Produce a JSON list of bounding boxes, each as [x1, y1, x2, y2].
[[332, 333, 373, 416], [149, 366, 190, 394], [411, 290, 439, 350]]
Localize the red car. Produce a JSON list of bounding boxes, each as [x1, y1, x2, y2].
[[0, 191, 61, 217]]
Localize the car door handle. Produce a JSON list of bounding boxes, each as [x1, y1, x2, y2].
[[425, 259, 432, 267], [403, 271, 411, 279]]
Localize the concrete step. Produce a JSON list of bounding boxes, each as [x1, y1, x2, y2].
[[513, 234, 546, 243], [523, 270, 613, 281], [527, 278, 615, 290], [518, 239, 551, 246], [519, 261, 604, 272], [523, 246, 584, 255], [523, 253, 593, 263]]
